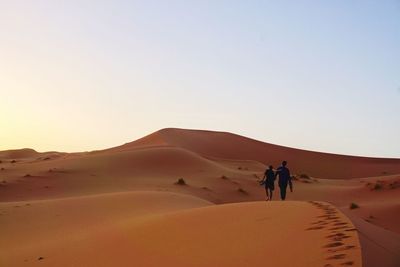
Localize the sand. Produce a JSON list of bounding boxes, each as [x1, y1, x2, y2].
[[0, 197, 361, 267], [0, 128, 399, 266]]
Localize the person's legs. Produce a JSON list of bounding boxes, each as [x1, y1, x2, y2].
[[269, 188, 273, 200], [264, 187, 269, 200], [280, 183, 287, 200]]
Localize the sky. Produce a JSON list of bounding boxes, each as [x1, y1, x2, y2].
[[0, 1, 399, 157]]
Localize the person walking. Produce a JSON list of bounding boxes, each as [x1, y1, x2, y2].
[[275, 161, 293, 200], [260, 165, 275, 201]]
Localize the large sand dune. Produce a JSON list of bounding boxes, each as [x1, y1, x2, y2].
[[0, 193, 361, 267], [108, 128, 400, 179], [0, 128, 399, 266]]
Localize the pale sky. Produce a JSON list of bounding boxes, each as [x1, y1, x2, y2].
[[1, 1, 399, 157]]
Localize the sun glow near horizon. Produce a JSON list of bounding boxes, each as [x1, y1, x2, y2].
[[1, 1, 399, 157]]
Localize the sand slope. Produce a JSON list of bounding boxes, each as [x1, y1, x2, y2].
[[0, 197, 361, 267], [0, 128, 398, 266], [109, 128, 400, 179], [0, 191, 212, 266]]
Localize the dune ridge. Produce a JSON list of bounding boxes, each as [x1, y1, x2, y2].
[[107, 128, 400, 179]]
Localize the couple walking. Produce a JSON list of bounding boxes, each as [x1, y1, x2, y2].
[[260, 161, 293, 201]]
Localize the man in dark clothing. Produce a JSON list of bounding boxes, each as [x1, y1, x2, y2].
[[275, 161, 293, 200], [260, 165, 275, 201]]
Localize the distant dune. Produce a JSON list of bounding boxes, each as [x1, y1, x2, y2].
[[0, 148, 40, 159], [107, 128, 400, 179]]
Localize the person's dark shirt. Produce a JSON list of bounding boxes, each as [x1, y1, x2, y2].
[[264, 169, 275, 184], [275, 166, 291, 185]]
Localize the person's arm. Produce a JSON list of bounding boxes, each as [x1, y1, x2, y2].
[[275, 167, 281, 179], [259, 172, 266, 185]]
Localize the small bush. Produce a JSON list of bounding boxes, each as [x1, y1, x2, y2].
[[300, 174, 311, 179], [221, 175, 228, 180], [0, 167, 4, 171], [11, 160, 16, 163], [175, 178, 186, 185], [389, 181, 399, 189], [350, 203, 360, 209], [373, 183, 382, 190], [24, 174, 31, 177], [237, 188, 248, 194], [237, 166, 242, 170]]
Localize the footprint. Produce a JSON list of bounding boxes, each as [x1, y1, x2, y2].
[[330, 226, 348, 231], [311, 220, 324, 225], [328, 245, 356, 253], [324, 242, 344, 248], [326, 254, 346, 260], [334, 222, 348, 226], [306, 226, 324, 230], [327, 233, 346, 238], [341, 261, 354, 266]]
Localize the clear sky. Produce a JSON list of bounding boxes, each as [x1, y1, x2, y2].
[[1, 1, 399, 157]]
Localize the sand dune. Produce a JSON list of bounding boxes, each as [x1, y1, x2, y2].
[[0, 191, 212, 266], [0, 128, 398, 266], [0, 196, 361, 267], [109, 128, 400, 179], [0, 148, 40, 159]]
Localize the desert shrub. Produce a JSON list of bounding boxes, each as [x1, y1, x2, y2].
[[11, 160, 16, 163], [175, 178, 186, 185], [24, 174, 31, 177], [300, 174, 311, 179], [373, 183, 382, 190], [349, 203, 359, 209], [237, 188, 248, 194], [221, 175, 228, 180], [237, 166, 242, 170]]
